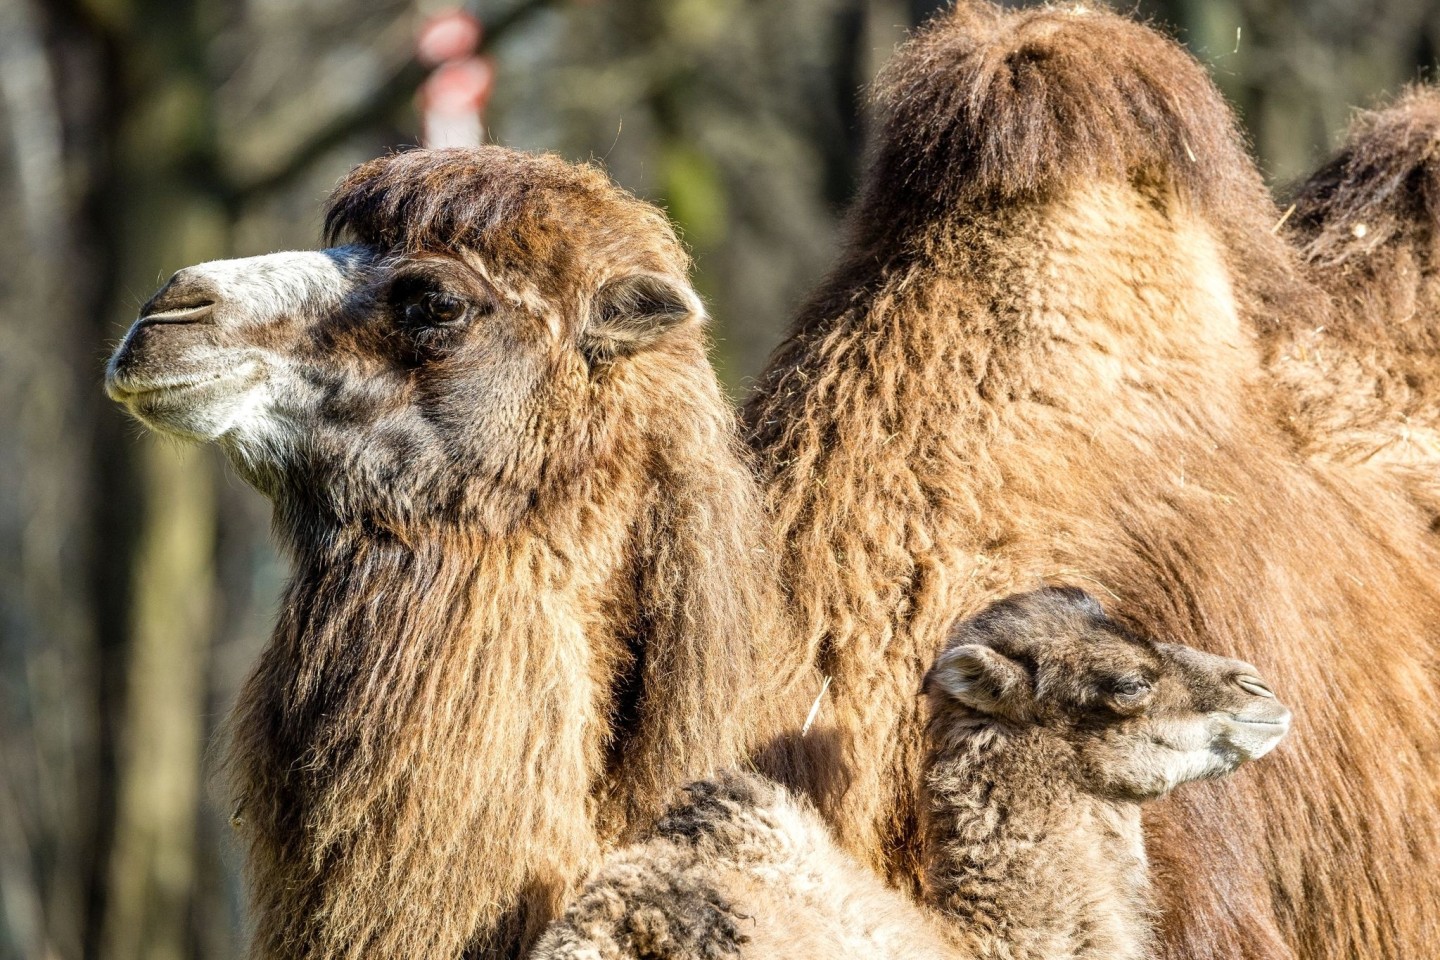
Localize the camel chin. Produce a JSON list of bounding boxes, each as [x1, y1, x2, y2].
[[106, 354, 269, 442]]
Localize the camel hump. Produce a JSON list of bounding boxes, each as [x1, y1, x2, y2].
[[1291, 85, 1440, 266], [870, 0, 1251, 213]]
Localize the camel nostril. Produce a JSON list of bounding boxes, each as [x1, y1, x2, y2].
[[139, 299, 215, 326], [139, 273, 219, 325], [1234, 674, 1275, 699]]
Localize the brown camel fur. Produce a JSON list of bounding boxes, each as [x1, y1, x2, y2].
[[532, 587, 1290, 960], [101, 8, 1440, 959], [105, 149, 806, 960], [1268, 85, 1440, 526], [745, 4, 1440, 959]]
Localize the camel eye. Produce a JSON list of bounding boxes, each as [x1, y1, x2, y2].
[[1104, 677, 1152, 701], [387, 276, 492, 362], [402, 292, 470, 330], [388, 271, 492, 331]]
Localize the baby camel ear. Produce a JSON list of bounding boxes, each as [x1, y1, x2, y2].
[[583, 272, 702, 362], [924, 644, 1029, 714]]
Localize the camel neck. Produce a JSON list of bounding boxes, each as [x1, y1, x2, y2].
[[229, 416, 799, 960], [230, 516, 633, 960], [924, 725, 1152, 960]]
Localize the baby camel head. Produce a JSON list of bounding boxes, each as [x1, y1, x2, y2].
[[924, 587, 1291, 800], [106, 148, 705, 534]]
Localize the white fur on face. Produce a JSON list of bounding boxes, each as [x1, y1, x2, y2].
[[179, 247, 369, 329], [1093, 709, 1290, 798], [107, 247, 373, 451], [197, 247, 371, 454]]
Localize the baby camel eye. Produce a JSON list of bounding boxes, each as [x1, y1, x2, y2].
[[1104, 677, 1152, 699]]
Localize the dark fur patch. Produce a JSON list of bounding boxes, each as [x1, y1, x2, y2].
[[328, 148, 580, 250], [1290, 85, 1440, 266], [324, 147, 689, 292], [653, 772, 786, 848]]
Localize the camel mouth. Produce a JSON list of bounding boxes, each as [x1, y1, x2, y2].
[[105, 359, 268, 442], [1226, 717, 1291, 745], [105, 371, 238, 401], [104, 362, 265, 408], [1225, 708, 1292, 734], [105, 338, 266, 402], [107, 313, 237, 401], [1215, 707, 1291, 763]]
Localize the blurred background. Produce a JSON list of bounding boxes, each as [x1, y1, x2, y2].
[[1, 0, 1437, 957]]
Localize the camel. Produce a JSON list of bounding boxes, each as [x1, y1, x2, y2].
[[1266, 85, 1440, 526], [104, 148, 808, 959], [744, 4, 1440, 959], [104, 5, 1440, 958], [533, 587, 1290, 960]]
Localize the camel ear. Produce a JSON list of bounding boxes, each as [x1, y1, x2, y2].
[[924, 644, 1029, 714], [584, 273, 702, 362]]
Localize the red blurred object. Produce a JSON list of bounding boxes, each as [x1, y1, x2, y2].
[[420, 55, 494, 147], [417, 9, 483, 67], [416, 8, 490, 148], [421, 57, 494, 112]]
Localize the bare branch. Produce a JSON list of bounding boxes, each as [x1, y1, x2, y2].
[[223, 0, 562, 206]]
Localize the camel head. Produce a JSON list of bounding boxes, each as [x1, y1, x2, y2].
[[106, 147, 705, 534], [924, 587, 1291, 800]]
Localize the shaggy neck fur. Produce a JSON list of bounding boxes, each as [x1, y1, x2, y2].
[[753, 173, 1440, 957], [230, 366, 798, 960], [748, 177, 1262, 882], [924, 722, 1151, 960], [235, 524, 610, 958]]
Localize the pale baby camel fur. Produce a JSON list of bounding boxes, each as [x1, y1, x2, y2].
[[536, 587, 1291, 959]]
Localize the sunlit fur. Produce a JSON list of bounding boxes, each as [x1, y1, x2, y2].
[[534, 773, 959, 960], [744, 4, 1440, 959], [1269, 85, 1440, 527], [107, 149, 809, 960], [534, 587, 1288, 960]]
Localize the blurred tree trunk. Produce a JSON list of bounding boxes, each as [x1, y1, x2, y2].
[[0, 1, 96, 956], [33, 1, 228, 958], [101, 447, 216, 960]]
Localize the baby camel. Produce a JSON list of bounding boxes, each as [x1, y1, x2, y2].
[[920, 587, 1291, 959], [535, 587, 1290, 960]]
